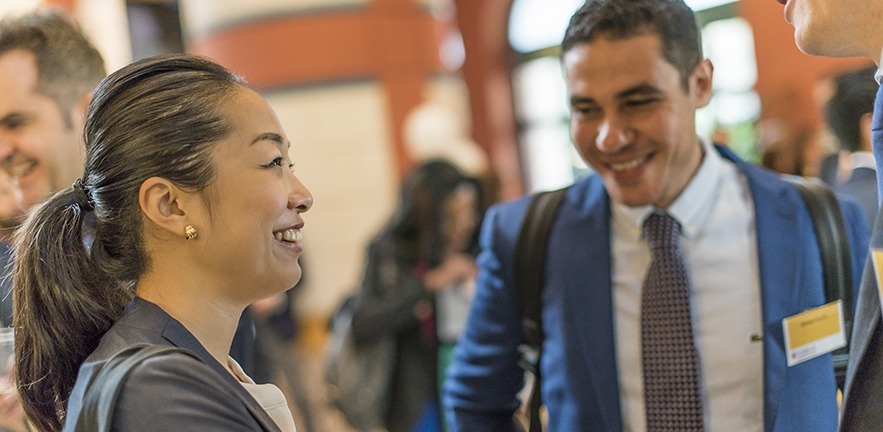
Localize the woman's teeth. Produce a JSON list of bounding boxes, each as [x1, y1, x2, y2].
[[273, 228, 302, 242]]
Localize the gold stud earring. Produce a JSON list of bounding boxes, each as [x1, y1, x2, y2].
[[185, 225, 197, 240]]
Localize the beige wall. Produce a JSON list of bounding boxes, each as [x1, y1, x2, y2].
[[0, 0, 41, 19], [74, 0, 130, 72]]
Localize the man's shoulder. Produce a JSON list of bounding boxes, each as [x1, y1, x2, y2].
[[488, 175, 605, 221]]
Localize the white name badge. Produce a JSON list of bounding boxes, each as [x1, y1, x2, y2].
[[782, 300, 846, 367]]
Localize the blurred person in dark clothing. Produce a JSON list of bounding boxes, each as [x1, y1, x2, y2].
[[350, 159, 482, 432], [821, 66, 879, 224]]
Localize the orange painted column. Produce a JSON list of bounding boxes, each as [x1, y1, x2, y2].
[[43, 0, 74, 11], [740, 0, 870, 139], [187, 1, 448, 178], [453, 0, 523, 199]]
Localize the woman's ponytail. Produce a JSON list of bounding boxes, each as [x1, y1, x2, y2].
[[13, 187, 131, 432]]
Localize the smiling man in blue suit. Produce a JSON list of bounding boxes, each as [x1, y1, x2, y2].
[[442, 0, 869, 431]]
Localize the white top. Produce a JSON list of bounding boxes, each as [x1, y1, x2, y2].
[[852, 151, 876, 171], [228, 357, 298, 432], [611, 139, 764, 431]]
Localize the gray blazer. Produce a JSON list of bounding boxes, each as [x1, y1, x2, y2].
[[63, 298, 281, 432]]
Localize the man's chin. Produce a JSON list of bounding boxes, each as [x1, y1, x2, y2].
[[794, 27, 852, 58]]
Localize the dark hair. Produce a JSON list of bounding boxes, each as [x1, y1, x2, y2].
[[0, 10, 106, 126], [561, 0, 702, 89], [824, 66, 877, 152], [381, 159, 481, 267], [13, 54, 246, 432]]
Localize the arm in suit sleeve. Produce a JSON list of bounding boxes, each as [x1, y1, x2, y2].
[[442, 203, 531, 432], [112, 352, 271, 431]]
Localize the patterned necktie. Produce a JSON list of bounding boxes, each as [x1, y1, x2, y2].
[[641, 212, 704, 431]]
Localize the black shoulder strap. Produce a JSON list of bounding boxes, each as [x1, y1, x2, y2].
[[514, 187, 568, 432], [76, 344, 201, 432], [782, 175, 853, 389]]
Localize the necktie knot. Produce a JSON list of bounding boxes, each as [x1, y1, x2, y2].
[[643, 212, 681, 252]]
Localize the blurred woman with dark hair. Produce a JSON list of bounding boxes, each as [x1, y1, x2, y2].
[[351, 159, 482, 432]]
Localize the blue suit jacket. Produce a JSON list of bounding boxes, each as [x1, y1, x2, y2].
[[63, 298, 280, 432], [443, 146, 869, 432]]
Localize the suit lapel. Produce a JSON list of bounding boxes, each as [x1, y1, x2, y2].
[[161, 314, 282, 432], [872, 84, 883, 203], [738, 162, 802, 431], [555, 180, 621, 430]]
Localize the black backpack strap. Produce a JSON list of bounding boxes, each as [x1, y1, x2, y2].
[[75, 343, 201, 432], [783, 175, 853, 389], [514, 187, 568, 432]]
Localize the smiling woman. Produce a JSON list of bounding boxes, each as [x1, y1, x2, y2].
[[12, 54, 312, 432]]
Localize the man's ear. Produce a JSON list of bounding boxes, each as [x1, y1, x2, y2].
[[691, 59, 714, 109], [860, 112, 874, 151], [70, 92, 92, 131], [138, 177, 191, 239]]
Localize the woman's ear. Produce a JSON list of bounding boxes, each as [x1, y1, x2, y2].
[[138, 177, 191, 239]]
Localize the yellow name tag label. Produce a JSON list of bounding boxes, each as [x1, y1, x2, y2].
[[782, 300, 846, 367], [872, 250, 883, 314]]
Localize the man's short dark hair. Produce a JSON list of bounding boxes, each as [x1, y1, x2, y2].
[[824, 66, 877, 152], [562, 0, 702, 89], [0, 10, 106, 125]]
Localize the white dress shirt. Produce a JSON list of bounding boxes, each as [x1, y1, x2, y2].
[[611, 139, 764, 432]]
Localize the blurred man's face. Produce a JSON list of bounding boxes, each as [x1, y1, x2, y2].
[[779, 0, 878, 59], [0, 170, 24, 232], [0, 49, 85, 210]]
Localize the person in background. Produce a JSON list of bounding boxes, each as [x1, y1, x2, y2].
[[0, 169, 25, 432], [13, 54, 312, 432], [443, 0, 869, 431], [0, 10, 106, 326], [0, 170, 24, 321], [0, 12, 105, 432], [774, 0, 883, 429], [760, 126, 827, 177], [821, 66, 879, 226], [350, 159, 481, 432]]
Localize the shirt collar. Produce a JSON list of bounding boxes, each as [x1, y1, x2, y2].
[[612, 137, 722, 240], [852, 151, 876, 170]]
